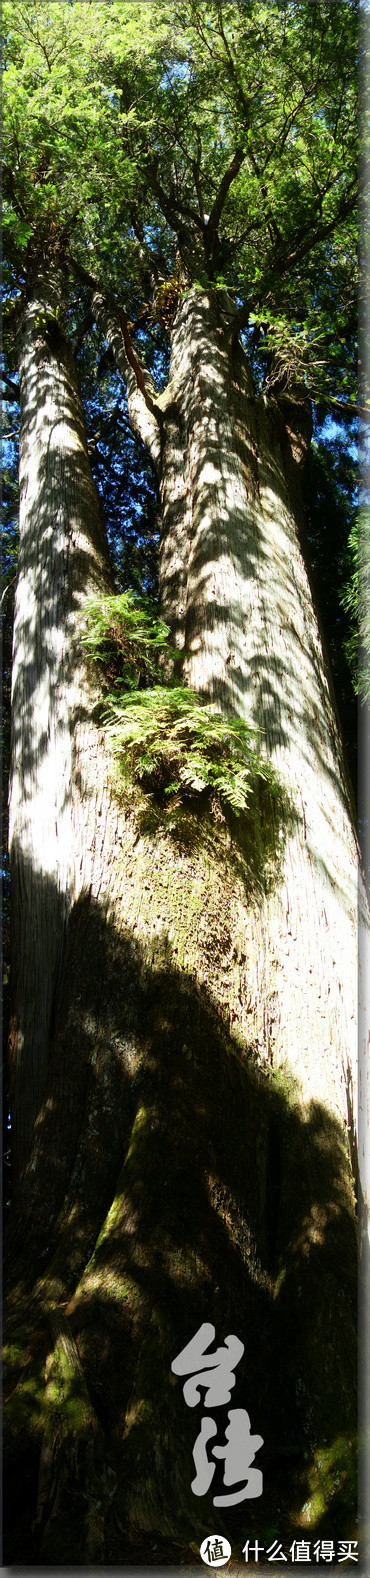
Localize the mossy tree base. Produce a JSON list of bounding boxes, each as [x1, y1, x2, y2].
[[4, 791, 358, 1563]]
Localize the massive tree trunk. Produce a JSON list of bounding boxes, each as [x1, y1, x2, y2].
[[160, 288, 360, 1136], [4, 283, 364, 1564], [8, 271, 114, 1176]]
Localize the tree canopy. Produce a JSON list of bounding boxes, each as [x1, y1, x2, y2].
[[3, 0, 358, 403], [2, 0, 360, 781]]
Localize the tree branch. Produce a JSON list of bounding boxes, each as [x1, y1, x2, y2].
[[72, 309, 94, 357], [69, 254, 155, 400], [68, 254, 162, 473], [204, 147, 246, 263], [233, 185, 357, 333], [192, 128, 205, 223], [217, 8, 252, 128], [129, 211, 168, 292], [3, 163, 29, 222], [147, 157, 204, 242], [2, 374, 20, 401], [282, 184, 357, 273]]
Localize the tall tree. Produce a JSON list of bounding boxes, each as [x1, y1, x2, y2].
[[3, 2, 367, 1564]]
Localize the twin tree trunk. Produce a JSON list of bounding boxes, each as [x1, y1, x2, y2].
[[4, 278, 364, 1562]]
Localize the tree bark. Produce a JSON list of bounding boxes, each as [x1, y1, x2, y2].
[[4, 282, 365, 1564], [159, 288, 360, 1142], [8, 271, 114, 1177]]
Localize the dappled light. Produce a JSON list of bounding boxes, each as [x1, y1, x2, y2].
[[8, 274, 114, 1175], [4, 276, 362, 1558], [2, 0, 364, 1564], [159, 288, 360, 1129]]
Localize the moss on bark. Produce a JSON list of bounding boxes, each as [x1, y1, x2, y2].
[[4, 842, 358, 1557]]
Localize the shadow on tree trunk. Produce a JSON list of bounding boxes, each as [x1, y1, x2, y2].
[[4, 871, 358, 1564]]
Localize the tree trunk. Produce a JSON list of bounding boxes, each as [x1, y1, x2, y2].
[[8, 271, 113, 1176], [160, 289, 360, 1137], [4, 284, 363, 1564]]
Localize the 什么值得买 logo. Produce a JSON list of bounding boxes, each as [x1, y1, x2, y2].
[[200, 1535, 231, 1566]]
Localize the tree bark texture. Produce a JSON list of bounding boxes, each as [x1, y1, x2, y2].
[[4, 283, 365, 1563], [8, 273, 114, 1175], [160, 289, 362, 1146]]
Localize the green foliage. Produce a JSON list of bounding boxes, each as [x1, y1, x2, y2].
[[340, 515, 358, 697], [2, 0, 358, 408], [83, 591, 283, 816], [105, 684, 271, 814], [344, 507, 370, 708], [82, 591, 172, 690], [2, 0, 360, 794], [153, 275, 184, 332]]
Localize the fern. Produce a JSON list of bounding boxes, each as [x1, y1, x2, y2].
[[81, 592, 173, 691], [83, 592, 284, 819], [103, 685, 277, 815]]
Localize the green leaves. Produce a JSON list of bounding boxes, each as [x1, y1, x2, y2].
[[3, 0, 358, 386], [82, 588, 283, 814], [103, 682, 273, 815], [2, 208, 32, 248], [2, 2, 143, 275], [81, 589, 282, 816], [81, 592, 172, 690]]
